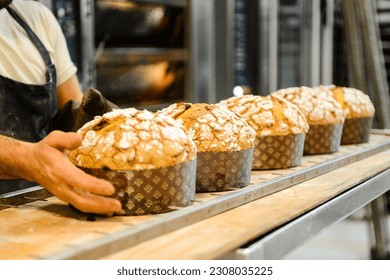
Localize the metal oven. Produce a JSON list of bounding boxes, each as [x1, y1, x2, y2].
[[93, 0, 186, 109], [37, 0, 248, 109]]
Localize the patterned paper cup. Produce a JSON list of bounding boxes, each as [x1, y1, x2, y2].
[[196, 148, 253, 192], [304, 124, 343, 155], [252, 134, 305, 170], [79, 159, 196, 216], [341, 117, 373, 145]]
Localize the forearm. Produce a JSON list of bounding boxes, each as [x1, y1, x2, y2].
[[56, 75, 83, 108], [0, 135, 35, 181]]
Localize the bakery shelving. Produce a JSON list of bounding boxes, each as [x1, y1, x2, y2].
[[1, 133, 389, 259]]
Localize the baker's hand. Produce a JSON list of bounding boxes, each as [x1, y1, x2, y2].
[[29, 131, 122, 216]]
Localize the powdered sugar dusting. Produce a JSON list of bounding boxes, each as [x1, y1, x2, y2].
[[162, 103, 256, 152], [315, 85, 375, 118], [220, 94, 309, 136], [273, 86, 345, 125], [70, 108, 197, 170]]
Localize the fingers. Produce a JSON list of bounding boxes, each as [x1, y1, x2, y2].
[[47, 171, 122, 216], [72, 191, 122, 216], [44, 131, 82, 151], [38, 131, 123, 215], [60, 162, 117, 196], [59, 158, 122, 214], [50, 183, 122, 216], [40, 131, 112, 195]]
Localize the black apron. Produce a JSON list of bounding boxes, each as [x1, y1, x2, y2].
[[0, 6, 57, 194]]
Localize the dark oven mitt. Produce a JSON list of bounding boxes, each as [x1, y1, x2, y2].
[[49, 88, 118, 132]]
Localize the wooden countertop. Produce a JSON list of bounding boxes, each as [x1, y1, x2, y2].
[[1, 134, 389, 260]]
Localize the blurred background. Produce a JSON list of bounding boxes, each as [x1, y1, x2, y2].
[[37, 0, 390, 129]]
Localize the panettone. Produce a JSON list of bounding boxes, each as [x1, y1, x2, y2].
[[272, 86, 345, 125], [70, 108, 197, 215], [314, 85, 375, 119], [314, 85, 375, 144], [219, 94, 309, 136], [162, 102, 255, 192], [220, 94, 308, 169], [162, 102, 256, 152], [71, 108, 196, 170], [272, 86, 345, 154]]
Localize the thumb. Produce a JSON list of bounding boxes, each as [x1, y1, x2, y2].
[[43, 131, 82, 151]]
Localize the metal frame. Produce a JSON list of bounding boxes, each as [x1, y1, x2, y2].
[[320, 0, 334, 85], [0, 186, 51, 211], [301, 0, 321, 86], [369, 195, 390, 259], [224, 169, 390, 260], [256, 0, 279, 94], [187, 0, 235, 103], [187, 0, 215, 103], [249, 0, 279, 95], [79, 0, 95, 89], [214, 0, 235, 102]]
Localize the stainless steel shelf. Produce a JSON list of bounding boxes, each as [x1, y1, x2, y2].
[[224, 169, 390, 260], [0, 186, 51, 211]]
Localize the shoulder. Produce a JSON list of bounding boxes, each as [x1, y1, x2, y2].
[[11, 0, 58, 27]]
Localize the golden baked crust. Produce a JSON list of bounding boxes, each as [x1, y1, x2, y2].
[[273, 86, 345, 125], [219, 94, 309, 136], [314, 85, 375, 119], [70, 108, 197, 170], [162, 103, 256, 152]]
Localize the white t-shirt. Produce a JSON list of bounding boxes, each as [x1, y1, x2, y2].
[[0, 0, 77, 86]]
